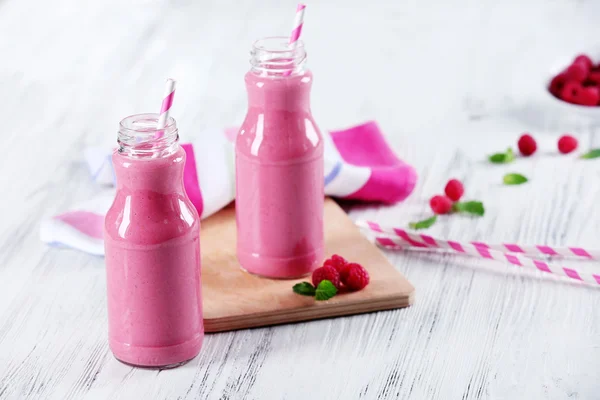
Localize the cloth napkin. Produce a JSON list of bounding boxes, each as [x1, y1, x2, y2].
[[40, 121, 417, 256]]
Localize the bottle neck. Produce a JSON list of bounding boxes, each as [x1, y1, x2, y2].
[[117, 113, 179, 158], [112, 146, 186, 194], [245, 70, 312, 112], [249, 36, 307, 77], [247, 37, 312, 112]]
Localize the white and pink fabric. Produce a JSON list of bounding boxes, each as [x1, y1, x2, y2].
[[40, 121, 417, 256]]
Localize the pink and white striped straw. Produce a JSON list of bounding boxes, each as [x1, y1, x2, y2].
[[356, 220, 600, 259], [356, 220, 600, 287], [283, 4, 306, 76], [155, 78, 176, 139], [289, 3, 306, 47]]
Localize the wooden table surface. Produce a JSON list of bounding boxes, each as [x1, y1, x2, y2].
[[1, 0, 599, 398]]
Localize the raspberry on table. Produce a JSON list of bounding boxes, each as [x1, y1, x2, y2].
[[517, 133, 537, 156], [429, 195, 453, 215], [444, 179, 464, 202], [323, 254, 348, 273], [312, 265, 341, 289], [558, 135, 578, 154], [340, 263, 370, 291]]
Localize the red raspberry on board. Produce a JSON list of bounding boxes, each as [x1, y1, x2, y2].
[[340, 263, 370, 291], [323, 254, 348, 273], [574, 54, 593, 70], [312, 265, 341, 289], [566, 62, 589, 82], [429, 195, 453, 215], [444, 179, 464, 202], [558, 135, 578, 154], [517, 133, 537, 156]]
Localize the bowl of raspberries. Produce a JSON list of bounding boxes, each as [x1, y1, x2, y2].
[[548, 53, 600, 112]]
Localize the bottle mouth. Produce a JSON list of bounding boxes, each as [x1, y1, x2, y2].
[[119, 113, 176, 136], [118, 113, 178, 157], [252, 36, 305, 53], [250, 36, 307, 76]]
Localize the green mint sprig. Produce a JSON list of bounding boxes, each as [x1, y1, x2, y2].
[[489, 148, 515, 164], [452, 201, 485, 216], [409, 215, 437, 230], [408, 200, 485, 230], [315, 280, 337, 301], [292, 282, 316, 296], [503, 173, 528, 185], [581, 149, 600, 159], [293, 280, 337, 301]]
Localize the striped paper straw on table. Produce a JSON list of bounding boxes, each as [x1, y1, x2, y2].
[[155, 78, 176, 139], [356, 220, 600, 286], [356, 220, 600, 259]]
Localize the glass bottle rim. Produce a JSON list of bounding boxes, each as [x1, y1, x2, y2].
[[118, 113, 178, 158], [252, 36, 305, 53]]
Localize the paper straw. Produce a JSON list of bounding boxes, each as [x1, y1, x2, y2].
[[356, 221, 600, 286], [283, 4, 306, 76], [289, 3, 306, 48], [155, 78, 176, 139], [355, 220, 600, 259]]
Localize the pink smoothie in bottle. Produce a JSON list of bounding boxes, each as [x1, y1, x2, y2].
[[236, 37, 324, 278], [104, 114, 203, 367]]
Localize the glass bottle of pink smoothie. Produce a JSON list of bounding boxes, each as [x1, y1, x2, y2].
[[104, 114, 203, 368], [236, 37, 324, 279]]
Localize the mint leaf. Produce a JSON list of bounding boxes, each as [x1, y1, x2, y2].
[[408, 215, 437, 230], [293, 282, 316, 296], [489, 153, 506, 163], [489, 148, 515, 164], [506, 148, 515, 162], [452, 201, 485, 216], [503, 173, 528, 185], [581, 149, 600, 159], [315, 280, 337, 301]]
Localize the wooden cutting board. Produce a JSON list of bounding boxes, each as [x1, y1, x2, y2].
[[201, 199, 414, 332]]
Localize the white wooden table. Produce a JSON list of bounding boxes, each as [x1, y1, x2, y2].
[[1, 0, 599, 398]]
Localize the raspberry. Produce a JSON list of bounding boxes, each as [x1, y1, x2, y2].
[[574, 54, 593, 70], [444, 179, 464, 202], [340, 263, 370, 291], [323, 254, 348, 273], [549, 72, 568, 97], [566, 62, 589, 82], [517, 133, 537, 156], [579, 87, 600, 106], [312, 265, 341, 289], [557, 135, 578, 154], [588, 71, 600, 85], [560, 81, 583, 104], [429, 195, 453, 215]]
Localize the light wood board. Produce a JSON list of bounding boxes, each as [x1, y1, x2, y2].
[[200, 199, 415, 332]]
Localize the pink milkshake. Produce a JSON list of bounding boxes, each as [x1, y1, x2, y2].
[[104, 114, 203, 367], [236, 37, 324, 278]]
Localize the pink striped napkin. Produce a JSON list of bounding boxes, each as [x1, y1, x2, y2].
[[40, 121, 417, 255]]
